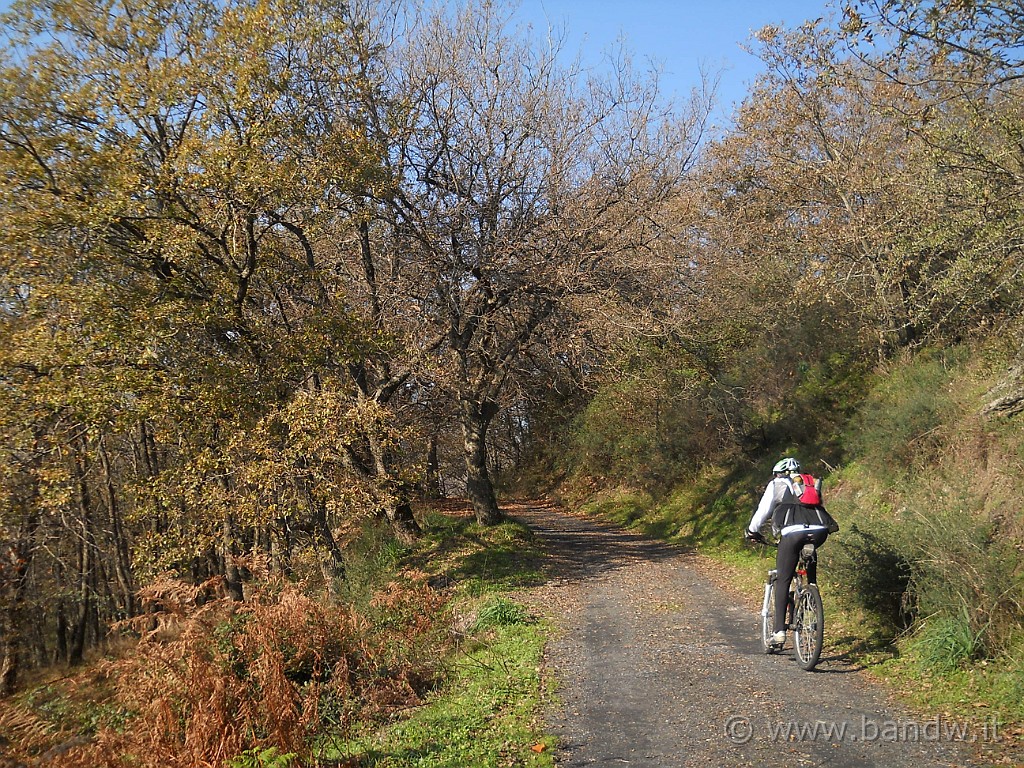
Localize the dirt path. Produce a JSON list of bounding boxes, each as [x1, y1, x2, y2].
[[512, 501, 994, 768]]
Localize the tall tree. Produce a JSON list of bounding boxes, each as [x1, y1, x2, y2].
[[844, 0, 1024, 85], [843, 0, 1024, 400], [353, 0, 711, 523]]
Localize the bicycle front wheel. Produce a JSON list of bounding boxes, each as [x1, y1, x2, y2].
[[761, 580, 778, 653], [794, 583, 824, 670]]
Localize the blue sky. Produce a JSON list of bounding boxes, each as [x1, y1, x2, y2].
[[514, 0, 836, 124], [0, 0, 835, 123]]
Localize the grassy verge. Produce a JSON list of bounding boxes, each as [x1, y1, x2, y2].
[[336, 619, 554, 768], [334, 502, 556, 768]]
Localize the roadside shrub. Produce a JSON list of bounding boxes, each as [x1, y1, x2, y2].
[[825, 520, 913, 634], [363, 574, 452, 715], [909, 608, 979, 672], [827, 484, 1024, 665], [903, 501, 1024, 662], [784, 350, 872, 453], [847, 350, 967, 477]]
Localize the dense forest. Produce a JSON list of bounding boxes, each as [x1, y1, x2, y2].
[[1, 0, 1023, 763]]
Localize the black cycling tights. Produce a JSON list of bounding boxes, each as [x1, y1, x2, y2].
[[774, 529, 830, 633]]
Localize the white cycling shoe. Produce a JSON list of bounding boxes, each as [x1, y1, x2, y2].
[[771, 631, 786, 645]]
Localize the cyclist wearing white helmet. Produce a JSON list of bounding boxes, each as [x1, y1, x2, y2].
[[745, 457, 831, 647]]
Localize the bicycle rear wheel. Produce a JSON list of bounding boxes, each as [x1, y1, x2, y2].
[[794, 583, 824, 670]]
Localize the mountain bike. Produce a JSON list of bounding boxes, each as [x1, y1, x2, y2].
[[757, 538, 824, 671]]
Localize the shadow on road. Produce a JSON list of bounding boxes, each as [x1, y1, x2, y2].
[[507, 499, 691, 585]]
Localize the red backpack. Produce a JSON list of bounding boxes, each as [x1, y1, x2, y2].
[[795, 473, 822, 506]]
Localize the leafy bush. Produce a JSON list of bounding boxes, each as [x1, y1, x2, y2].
[[903, 501, 1024, 661], [826, 483, 1023, 664], [825, 521, 913, 634], [565, 349, 738, 493]]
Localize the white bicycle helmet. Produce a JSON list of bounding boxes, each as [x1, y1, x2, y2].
[[772, 457, 801, 473]]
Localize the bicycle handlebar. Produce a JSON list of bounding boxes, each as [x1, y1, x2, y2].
[[746, 530, 788, 548]]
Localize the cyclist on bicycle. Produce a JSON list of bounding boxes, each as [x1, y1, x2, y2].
[[744, 457, 831, 647]]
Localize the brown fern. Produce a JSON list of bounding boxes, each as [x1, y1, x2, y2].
[[5, 573, 451, 767], [0, 703, 67, 757]]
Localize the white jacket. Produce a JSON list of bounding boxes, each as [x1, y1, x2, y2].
[[747, 476, 827, 538]]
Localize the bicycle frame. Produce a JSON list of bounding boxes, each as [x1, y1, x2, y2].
[[759, 539, 825, 671]]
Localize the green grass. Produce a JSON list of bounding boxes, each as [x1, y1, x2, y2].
[[471, 596, 532, 632], [574, 462, 768, 551], [876, 648, 1024, 721], [228, 747, 299, 768], [412, 508, 547, 595], [336, 622, 555, 767]]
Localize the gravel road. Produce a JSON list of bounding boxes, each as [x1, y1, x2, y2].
[[513, 501, 997, 768]]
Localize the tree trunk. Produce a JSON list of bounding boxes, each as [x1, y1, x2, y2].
[[311, 500, 346, 580], [0, 630, 19, 697], [0, 517, 37, 697], [384, 501, 422, 545], [222, 514, 244, 602], [98, 437, 136, 615], [68, 577, 91, 666], [363, 430, 424, 542], [55, 600, 68, 665], [461, 397, 503, 525], [272, 517, 293, 576], [981, 363, 1024, 419], [293, 466, 346, 580], [68, 532, 92, 666], [424, 434, 443, 499], [69, 444, 94, 666]]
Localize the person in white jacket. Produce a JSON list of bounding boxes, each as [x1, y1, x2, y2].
[[744, 457, 830, 647]]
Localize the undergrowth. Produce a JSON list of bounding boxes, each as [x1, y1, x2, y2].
[[334, 501, 555, 767], [335, 622, 554, 767], [0, 567, 449, 767]]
